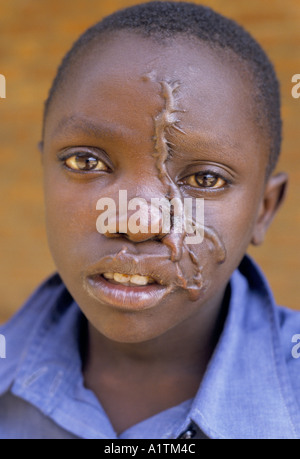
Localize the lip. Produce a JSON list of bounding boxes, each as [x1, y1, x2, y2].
[[83, 247, 180, 311], [86, 274, 171, 311]]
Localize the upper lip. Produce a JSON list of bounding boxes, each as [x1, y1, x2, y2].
[[84, 247, 180, 287]]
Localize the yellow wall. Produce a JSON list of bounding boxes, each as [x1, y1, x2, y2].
[[0, 0, 299, 322]]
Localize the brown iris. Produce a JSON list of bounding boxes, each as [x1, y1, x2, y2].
[[186, 172, 226, 189]]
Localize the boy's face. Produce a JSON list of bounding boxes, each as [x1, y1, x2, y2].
[[41, 32, 284, 343]]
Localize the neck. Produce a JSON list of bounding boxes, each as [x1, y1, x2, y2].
[[82, 284, 229, 377]]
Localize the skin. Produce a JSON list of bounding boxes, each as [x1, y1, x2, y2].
[[40, 31, 288, 434]]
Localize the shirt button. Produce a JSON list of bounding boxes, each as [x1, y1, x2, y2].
[[177, 423, 197, 439]]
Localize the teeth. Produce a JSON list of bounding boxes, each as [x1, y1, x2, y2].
[[103, 272, 114, 279], [130, 275, 152, 286], [103, 272, 155, 285], [114, 273, 131, 283]]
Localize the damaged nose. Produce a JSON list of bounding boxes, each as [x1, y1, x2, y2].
[[96, 194, 171, 242]]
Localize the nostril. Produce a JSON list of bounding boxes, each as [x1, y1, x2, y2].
[[102, 231, 161, 243], [153, 233, 165, 242], [101, 232, 122, 239], [124, 231, 161, 243]]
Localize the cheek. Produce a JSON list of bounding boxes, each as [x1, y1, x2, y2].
[[177, 195, 260, 303], [202, 192, 261, 268], [43, 170, 100, 262]]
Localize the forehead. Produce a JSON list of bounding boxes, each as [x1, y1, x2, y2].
[[44, 32, 268, 167]]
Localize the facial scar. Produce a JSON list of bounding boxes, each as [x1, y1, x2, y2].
[[147, 75, 226, 301]]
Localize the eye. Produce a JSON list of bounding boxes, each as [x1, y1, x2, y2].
[[186, 172, 226, 189], [63, 153, 108, 172]]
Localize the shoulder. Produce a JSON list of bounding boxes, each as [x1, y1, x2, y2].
[[273, 304, 300, 368], [277, 303, 300, 328], [276, 304, 300, 366], [0, 273, 72, 394], [0, 272, 67, 340], [237, 255, 300, 387], [276, 304, 300, 335], [274, 304, 300, 413]]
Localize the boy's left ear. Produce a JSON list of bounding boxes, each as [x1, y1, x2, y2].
[[251, 172, 288, 246]]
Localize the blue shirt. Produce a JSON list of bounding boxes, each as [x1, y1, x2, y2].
[[1, 255, 300, 439]]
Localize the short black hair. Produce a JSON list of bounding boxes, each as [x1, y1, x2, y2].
[[43, 1, 282, 176]]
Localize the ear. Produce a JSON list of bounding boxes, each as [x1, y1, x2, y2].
[[251, 172, 288, 246]]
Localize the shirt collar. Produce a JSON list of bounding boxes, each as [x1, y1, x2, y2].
[[2, 256, 300, 439]]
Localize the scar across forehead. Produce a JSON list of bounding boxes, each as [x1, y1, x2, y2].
[[144, 73, 226, 301], [152, 80, 186, 180]]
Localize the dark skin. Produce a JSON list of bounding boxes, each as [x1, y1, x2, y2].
[[40, 32, 287, 434]]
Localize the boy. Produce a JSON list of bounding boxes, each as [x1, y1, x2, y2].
[[0, 1, 299, 439]]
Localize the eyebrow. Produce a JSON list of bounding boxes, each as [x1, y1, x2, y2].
[[51, 115, 131, 141]]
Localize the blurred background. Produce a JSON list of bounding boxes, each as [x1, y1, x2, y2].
[[0, 0, 299, 323]]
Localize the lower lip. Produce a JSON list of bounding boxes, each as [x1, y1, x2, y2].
[[85, 275, 170, 311]]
